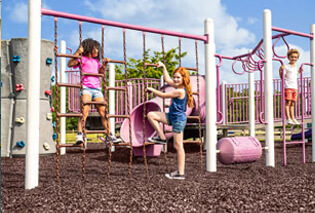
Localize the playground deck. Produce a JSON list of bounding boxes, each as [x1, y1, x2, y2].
[[2, 143, 315, 212]]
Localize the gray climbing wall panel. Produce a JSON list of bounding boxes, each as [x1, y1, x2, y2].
[[1, 38, 56, 157]]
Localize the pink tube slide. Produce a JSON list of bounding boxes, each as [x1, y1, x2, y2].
[[120, 76, 206, 147]]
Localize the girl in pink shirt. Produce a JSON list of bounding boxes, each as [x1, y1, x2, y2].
[[68, 38, 120, 145]]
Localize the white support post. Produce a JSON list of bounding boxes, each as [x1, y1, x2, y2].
[[263, 9, 275, 167], [109, 64, 116, 152], [128, 82, 133, 111], [60, 40, 66, 155], [221, 81, 227, 125], [205, 18, 217, 172], [311, 24, 315, 162], [25, 0, 41, 190], [248, 49, 255, 137]]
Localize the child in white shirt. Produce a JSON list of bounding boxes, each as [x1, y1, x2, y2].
[[279, 49, 301, 125]]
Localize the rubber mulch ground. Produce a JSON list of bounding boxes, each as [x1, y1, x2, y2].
[[2, 142, 315, 212]]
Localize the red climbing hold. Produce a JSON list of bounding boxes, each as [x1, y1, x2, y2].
[[50, 106, 55, 112], [45, 90, 52, 96], [15, 84, 24, 92]]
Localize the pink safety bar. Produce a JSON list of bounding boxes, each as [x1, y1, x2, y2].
[[41, 8, 208, 42], [272, 27, 314, 39]]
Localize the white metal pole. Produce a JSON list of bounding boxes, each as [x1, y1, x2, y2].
[[221, 81, 227, 125], [205, 18, 217, 172], [128, 82, 133, 111], [109, 64, 115, 136], [263, 9, 275, 167], [109, 63, 116, 152], [248, 49, 255, 137], [60, 40, 66, 155], [310, 24, 315, 162], [25, 0, 41, 190]]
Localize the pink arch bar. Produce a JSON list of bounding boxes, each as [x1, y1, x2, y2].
[[41, 8, 208, 42]]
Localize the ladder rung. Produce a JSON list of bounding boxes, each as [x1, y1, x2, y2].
[[57, 112, 83, 118], [164, 104, 170, 108], [143, 141, 156, 145], [108, 115, 130, 119], [183, 67, 198, 71], [107, 87, 126, 91], [113, 142, 131, 146], [144, 63, 157, 67], [192, 92, 199, 96], [285, 141, 305, 145], [57, 83, 81, 88], [82, 72, 104, 77], [108, 60, 126, 64], [187, 116, 200, 120], [57, 144, 83, 148], [56, 53, 81, 58], [85, 130, 108, 134], [83, 101, 107, 106], [183, 140, 202, 144]]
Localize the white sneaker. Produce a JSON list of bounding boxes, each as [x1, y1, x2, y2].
[[165, 171, 185, 180], [292, 118, 300, 125], [287, 119, 294, 125], [76, 133, 84, 145]]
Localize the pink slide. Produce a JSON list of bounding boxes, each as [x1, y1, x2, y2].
[[120, 76, 206, 156]]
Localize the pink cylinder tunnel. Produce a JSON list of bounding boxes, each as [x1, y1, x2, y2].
[[217, 137, 262, 165]]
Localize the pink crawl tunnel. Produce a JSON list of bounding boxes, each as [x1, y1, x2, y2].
[[217, 137, 262, 165]]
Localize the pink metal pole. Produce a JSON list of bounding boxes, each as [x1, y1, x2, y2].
[[41, 8, 208, 42], [272, 27, 313, 39]]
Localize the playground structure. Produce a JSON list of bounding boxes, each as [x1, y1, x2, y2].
[[18, 0, 314, 190], [1, 38, 56, 157]]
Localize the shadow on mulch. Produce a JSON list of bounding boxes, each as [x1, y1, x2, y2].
[[2, 142, 315, 212]]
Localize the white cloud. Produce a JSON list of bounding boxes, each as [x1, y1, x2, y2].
[[9, 1, 28, 23], [83, 0, 256, 50]]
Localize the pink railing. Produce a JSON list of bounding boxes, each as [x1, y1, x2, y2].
[[114, 78, 161, 124], [67, 74, 161, 123], [225, 77, 312, 124], [67, 74, 312, 125]]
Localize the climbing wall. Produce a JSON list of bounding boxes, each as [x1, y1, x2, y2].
[[1, 38, 56, 157]]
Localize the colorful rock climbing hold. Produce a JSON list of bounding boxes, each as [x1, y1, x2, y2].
[[15, 117, 25, 124], [45, 90, 52, 96], [16, 141, 25, 148], [46, 58, 53, 65], [15, 84, 24, 92], [52, 133, 57, 140], [13, 55, 21, 62], [46, 113, 53, 120]]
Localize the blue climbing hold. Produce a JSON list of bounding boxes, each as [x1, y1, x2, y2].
[[46, 58, 53, 65], [52, 133, 57, 140], [13, 55, 21, 62], [16, 141, 25, 148], [51, 76, 55, 83], [52, 121, 56, 128]]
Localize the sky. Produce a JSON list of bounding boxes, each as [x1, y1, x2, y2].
[[2, 0, 315, 83]]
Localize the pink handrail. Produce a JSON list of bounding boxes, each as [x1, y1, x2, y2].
[[272, 26, 313, 39], [41, 8, 208, 42]]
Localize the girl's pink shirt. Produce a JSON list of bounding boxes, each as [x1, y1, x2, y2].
[[74, 56, 101, 88]]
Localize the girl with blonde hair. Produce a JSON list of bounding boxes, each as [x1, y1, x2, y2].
[[147, 62, 193, 180]]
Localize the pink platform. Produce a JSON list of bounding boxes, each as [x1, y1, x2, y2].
[[217, 137, 262, 165]]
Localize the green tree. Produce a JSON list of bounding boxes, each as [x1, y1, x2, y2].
[[115, 47, 187, 80]]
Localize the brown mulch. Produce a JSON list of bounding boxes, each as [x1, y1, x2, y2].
[[1, 142, 315, 212]]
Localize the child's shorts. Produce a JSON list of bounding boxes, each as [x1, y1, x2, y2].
[[285, 88, 297, 101], [82, 86, 103, 100], [165, 113, 187, 133]]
